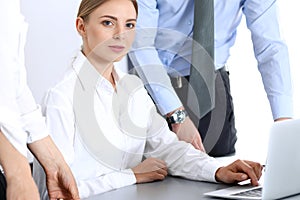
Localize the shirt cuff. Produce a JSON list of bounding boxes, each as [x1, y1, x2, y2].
[[269, 94, 293, 120], [111, 168, 137, 187], [20, 105, 49, 143], [147, 84, 182, 115], [200, 157, 223, 182], [78, 168, 137, 198]]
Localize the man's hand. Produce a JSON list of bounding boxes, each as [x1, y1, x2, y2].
[[171, 117, 206, 152], [28, 136, 80, 200], [275, 117, 291, 122], [215, 160, 263, 186], [132, 157, 168, 183]]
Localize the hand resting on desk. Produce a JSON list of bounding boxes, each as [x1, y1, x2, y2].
[[132, 157, 262, 187], [132, 157, 168, 183]]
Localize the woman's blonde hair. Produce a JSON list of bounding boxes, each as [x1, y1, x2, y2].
[[77, 0, 138, 22]]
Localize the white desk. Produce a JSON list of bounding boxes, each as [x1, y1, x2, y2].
[[84, 176, 300, 200]]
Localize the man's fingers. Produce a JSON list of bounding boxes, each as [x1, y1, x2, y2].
[[233, 160, 260, 186], [191, 140, 201, 150], [191, 133, 206, 152], [245, 160, 263, 178], [198, 142, 206, 153], [229, 171, 249, 183]]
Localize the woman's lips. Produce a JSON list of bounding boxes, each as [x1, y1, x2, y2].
[[109, 45, 125, 53]]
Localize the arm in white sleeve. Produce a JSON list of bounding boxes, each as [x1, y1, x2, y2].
[[44, 85, 136, 198], [16, 69, 49, 143], [244, 0, 293, 119], [0, 0, 30, 156], [0, 66, 28, 156], [76, 169, 136, 198], [129, 0, 182, 115], [43, 87, 76, 165], [142, 91, 222, 182]]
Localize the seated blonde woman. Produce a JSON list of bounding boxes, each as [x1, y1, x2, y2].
[[33, 0, 263, 198]]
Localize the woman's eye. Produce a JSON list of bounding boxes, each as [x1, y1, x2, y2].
[[126, 23, 135, 29], [102, 20, 113, 26]]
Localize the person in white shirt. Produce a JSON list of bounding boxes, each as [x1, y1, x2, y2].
[[0, 0, 79, 199], [33, 0, 263, 198]]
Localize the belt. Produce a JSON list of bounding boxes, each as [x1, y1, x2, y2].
[[170, 76, 189, 88], [170, 66, 227, 89]]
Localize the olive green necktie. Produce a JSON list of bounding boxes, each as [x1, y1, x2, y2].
[[187, 0, 216, 119]]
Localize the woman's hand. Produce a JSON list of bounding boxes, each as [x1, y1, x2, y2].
[[132, 157, 168, 184]]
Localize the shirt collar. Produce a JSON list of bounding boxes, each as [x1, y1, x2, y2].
[[72, 49, 126, 78], [71, 49, 90, 74], [71, 50, 127, 93]]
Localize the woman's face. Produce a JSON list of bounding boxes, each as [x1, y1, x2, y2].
[[78, 0, 137, 64]]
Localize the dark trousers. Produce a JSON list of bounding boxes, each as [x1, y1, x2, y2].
[[0, 172, 6, 199], [173, 69, 237, 157], [127, 57, 237, 157]]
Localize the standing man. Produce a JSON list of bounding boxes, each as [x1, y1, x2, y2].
[[128, 0, 293, 156], [0, 0, 79, 199]]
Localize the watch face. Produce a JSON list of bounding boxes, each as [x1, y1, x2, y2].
[[166, 109, 188, 124], [173, 110, 186, 123], [176, 110, 185, 123]]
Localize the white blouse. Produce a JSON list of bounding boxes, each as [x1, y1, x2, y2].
[[34, 50, 222, 199]]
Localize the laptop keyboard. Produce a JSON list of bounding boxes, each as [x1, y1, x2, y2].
[[232, 188, 262, 197]]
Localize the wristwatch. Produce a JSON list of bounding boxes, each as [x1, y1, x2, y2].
[[166, 109, 188, 124]]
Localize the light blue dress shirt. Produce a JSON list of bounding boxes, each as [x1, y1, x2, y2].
[[129, 0, 293, 120]]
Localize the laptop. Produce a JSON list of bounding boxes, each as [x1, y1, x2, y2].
[[204, 118, 300, 199]]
